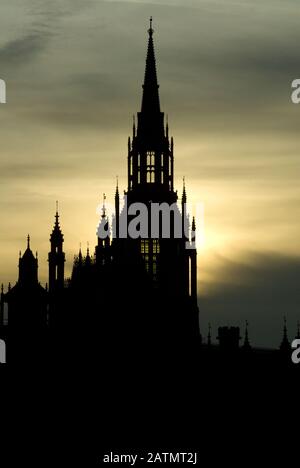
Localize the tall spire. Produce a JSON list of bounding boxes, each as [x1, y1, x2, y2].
[[141, 17, 160, 115], [27, 234, 30, 250]]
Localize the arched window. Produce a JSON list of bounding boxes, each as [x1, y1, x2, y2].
[[146, 151, 155, 183]]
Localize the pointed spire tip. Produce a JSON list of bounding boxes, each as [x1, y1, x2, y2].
[[149, 16, 154, 36]]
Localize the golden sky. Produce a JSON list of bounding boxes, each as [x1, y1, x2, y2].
[[0, 0, 300, 346]]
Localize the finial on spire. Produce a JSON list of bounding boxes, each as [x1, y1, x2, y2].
[[55, 200, 59, 222], [149, 16, 154, 36], [27, 234, 30, 249], [87, 241, 90, 256], [115, 177, 120, 200], [133, 114, 136, 137], [102, 193, 107, 218], [182, 177, 187, 203]]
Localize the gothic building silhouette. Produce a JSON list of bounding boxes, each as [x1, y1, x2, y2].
[[0, 20, 200, 357], [0, 20, 298, 366]]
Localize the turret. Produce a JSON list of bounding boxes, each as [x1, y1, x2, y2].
[[85, 243, 92, 267], [279, 316, 290, 354], [48, 202, 65, 292], [242, 320, 252, 351], [96, 194, 111, 266], [18, 235, 38, 287], [181, 178, 187, 240]]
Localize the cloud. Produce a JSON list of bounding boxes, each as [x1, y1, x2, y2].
[[200, 251, 300, 348], [0, 33, 49, 65]]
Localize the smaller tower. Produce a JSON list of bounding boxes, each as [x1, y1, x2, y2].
[[279, 316, 290, 354], [19, 235, 38, 287], [48, 203, 65, 292], [85, 243, 92, 267], [96, 194, 111, 266], [242, 320, 251, 351]]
